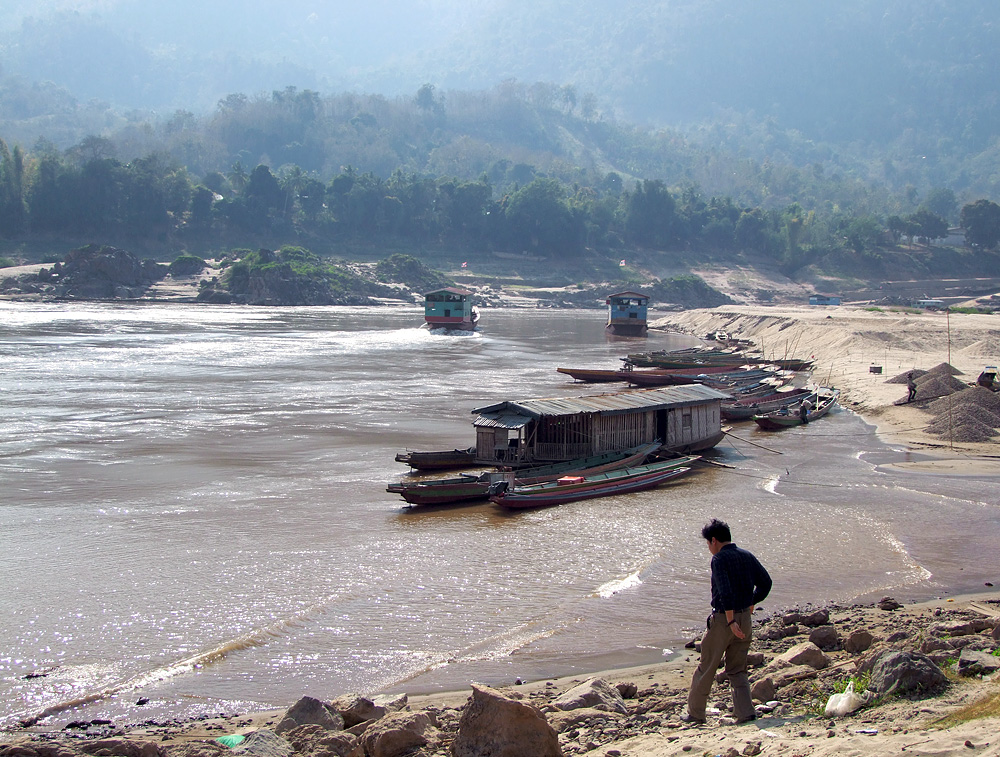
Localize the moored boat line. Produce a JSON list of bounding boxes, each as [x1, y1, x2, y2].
[[387, 442, 662, 506], [488, 456, 698, 508]]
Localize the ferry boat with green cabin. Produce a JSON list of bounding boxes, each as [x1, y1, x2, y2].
[[423, 287, 480, 331], [606, 291, 648, 336]]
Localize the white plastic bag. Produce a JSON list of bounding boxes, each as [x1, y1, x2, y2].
[[824, 681, 870, 717]]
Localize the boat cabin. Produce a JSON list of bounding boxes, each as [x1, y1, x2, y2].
[[605, 291, 649, 336], [423, 287, 480, 330], [471, 384, 728, 466]]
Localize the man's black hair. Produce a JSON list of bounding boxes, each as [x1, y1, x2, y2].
[[701, 518, 731, 543]]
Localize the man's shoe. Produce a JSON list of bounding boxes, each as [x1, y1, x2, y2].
[[679, 712, 707, 725], [719, 714, 757, 726]]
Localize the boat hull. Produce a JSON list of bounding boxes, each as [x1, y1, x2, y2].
[[389, 442, 662, 506], [490, 457, 696, 509], [395, 447, 478, 470], [753, 389, 840, 430]]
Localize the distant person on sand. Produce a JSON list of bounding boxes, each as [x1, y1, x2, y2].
[[681, 519, 772, 727], [907, 372, 917, 402]]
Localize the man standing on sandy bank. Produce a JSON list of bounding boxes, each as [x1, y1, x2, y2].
[[681, 518, 772, 726]]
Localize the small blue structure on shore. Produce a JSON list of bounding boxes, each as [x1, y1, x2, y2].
[[605, 291, 649, 336], [809, 294, 841, 306]]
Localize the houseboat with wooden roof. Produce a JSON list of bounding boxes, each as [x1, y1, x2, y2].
[[606, 291, 649, 336], [470, 384, 729, 467], [423, 287, 480, 331]]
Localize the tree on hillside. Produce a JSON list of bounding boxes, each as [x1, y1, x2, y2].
[[624, 179, 678, 248], [503, 178, 582, 258], [0, 140, 27, 236], [961, 199, 1000, 249], [922, 188, 957, 223], [906, 208, 948, 245]]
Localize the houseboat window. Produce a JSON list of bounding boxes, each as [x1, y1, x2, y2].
[[682, 410, 692, 429]]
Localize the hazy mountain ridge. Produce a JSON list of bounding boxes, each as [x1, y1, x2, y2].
[[2, 0, 1000, 220]]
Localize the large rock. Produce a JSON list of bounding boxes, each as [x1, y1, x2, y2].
[[750, 677, 776, 703], [776, 642, 830, 670], [808, 625, 840, 651], [957, 648, 1000, 677], [282, 724, 360, 757], [359, 712, 436, 757], [330, 694, 387, 728], [230, 731, 293, 757], [865, 650, 947, 697], [928, 619, 995, 637], [274, 696, 344, 735], [771, 664, 819, 690], [546, 707, 625, 734], [551, 677, 628, 714], [450, 685, 561, 757], [79, 741, 163, 757], [163, 745, 225, 757], [844, 629, 875, 654], [783, 609, 830, 627], [50, 245, 166, 299]]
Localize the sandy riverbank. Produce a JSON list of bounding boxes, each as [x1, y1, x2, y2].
[[651, 305, 1000, 473], [6, 593, 997, 757]]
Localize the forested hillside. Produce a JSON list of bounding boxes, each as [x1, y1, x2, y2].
[[3, 0, 999, 201], [2, 0, 1000, 291]]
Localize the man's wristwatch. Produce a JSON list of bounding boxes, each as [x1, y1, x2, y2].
[[728, 620, 739, 627]]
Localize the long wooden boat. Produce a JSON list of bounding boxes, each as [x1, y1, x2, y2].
[[627, 366, 782, 389], [394, 446, 478, 471], [489, 456, 697, 509], [721, 387, 811, 421], [752, 388, 840, 430], [556, 367, 632, 383], [626, 349, 812, 372], [557, 364, 746, 385], [388, 442, 662, 506]]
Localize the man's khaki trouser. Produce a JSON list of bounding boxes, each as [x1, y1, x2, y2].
[[687, 609, 755, 721]]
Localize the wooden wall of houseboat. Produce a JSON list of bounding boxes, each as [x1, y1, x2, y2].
[[663, 402, 721, 450]]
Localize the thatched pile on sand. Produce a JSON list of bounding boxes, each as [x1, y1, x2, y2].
[[925, 409, 999, 442], [886, 368, 927, 384], [923, 386, 1000, 442], [926, 385, 1000, 415], [926, 361, 964, 376]]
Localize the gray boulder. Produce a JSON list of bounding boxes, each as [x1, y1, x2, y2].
[[957, 648, 1000, 677], [808, 625, 840, 651], [274, 696, 344, 735], [783, 609, 830, 627], [844, 629, 875, 654], [359, 712, 436, 757], [866, 650, 947, 697], [928, 619, 994, 637], [750, 677, 776, 703], [282, 724, 360, 757], [546, 707, 625, 734], [78, 741, 163, 757], [163, 745, 226, 757], [330, 694, 387, 728], [776, 641, 830, 670], [230, 731, 293, 757], [552, 677, 628, 714], [450, 685, 561, 757]]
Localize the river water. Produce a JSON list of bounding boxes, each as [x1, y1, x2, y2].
[[1, 302, 997, 732]]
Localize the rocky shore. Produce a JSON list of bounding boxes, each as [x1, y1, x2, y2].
[[3, 595, 999, 757]]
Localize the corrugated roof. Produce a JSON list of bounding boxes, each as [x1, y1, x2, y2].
[[424, 287, 473, 296], [472, 385, 729, 424]]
